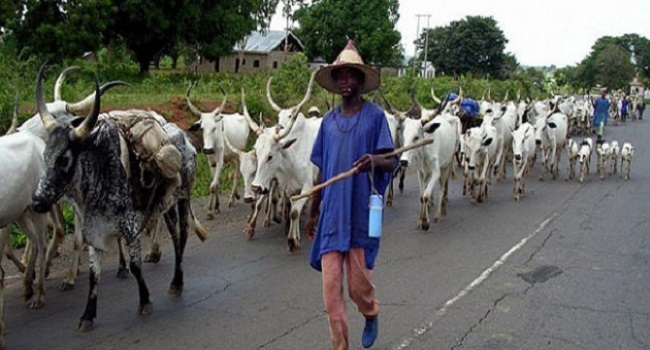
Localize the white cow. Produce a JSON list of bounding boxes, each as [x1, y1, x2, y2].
[[596, 141, 610, 180], [245, 74, 318, 251], [399, 103, 460, 229], [565, 138, 580, 181], [186, 84, 250, 218], [511, 122, 536, 200], [534, 110, 568, 181], [620, 142, 635, 180], [463, 125, 498, 203], [577, 138, 593, 183], [1, 131, 49, 347]]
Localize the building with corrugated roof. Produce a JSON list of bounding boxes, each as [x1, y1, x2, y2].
[[190, 30, 304, 73]]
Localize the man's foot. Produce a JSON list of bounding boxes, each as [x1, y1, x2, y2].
[[362, 317, 378, 348]]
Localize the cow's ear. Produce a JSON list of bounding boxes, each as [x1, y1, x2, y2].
[[482, 137, 493, 146], [188, 121, 201, 132], [548, 122, 557, 129], [281, 138, 298, 149], [423, 122, 441, 134]]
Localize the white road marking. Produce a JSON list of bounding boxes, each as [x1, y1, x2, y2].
[[392, 213, 557, 350]]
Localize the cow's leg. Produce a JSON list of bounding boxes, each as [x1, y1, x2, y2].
[[78, 246, 102, 332], [207, 156, 222, 219], [45, 204, 65, 277], [144, 218, 163, 264], [263, 181, 277, 228], [0, 227, 9, 349], [287, 197, 308, 252], [126, 235, 152, 316], [398, 167, 406, 194], [17, 210, 48, 309], [228, 159, 240, 207], [115, 237, 130, 279], [4, 245, 26, 273], [166, 201, 189, 296], [244, 195, 267, 239], [61, 217, 83, 291], [271, 182, 282, 224]]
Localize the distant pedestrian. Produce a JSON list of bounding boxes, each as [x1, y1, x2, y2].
[[593, 88, 610, 143]]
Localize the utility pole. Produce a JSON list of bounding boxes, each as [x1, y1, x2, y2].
[[412, 15, 423, 73], [421, 15, 432, 78]]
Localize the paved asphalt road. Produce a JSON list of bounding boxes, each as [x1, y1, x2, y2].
[[2, 112, 649, 350]]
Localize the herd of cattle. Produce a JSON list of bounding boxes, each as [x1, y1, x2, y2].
[[0, 66, 643, 349]]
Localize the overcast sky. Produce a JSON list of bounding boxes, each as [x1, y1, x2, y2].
[[271, 0, 650, 68]]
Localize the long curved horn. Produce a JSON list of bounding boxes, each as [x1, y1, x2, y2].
[[502, 90, 509, 103], [66, 81, 129, 114], [411, 91, 423, 112], [241, 87, 261, 134], [324, 90, 331, 111], [381, 91, 397, 114], [71, 75, 101, 141], [54, 66, 80, 101], [430, 87, 442, 104], [487, 87, 492, 101], [266, 77, 283, 112], [211, 85, 228, 115], [36, 63, 59, 133], [516, 88, 522, 103], [294, 71, 316, 110], [185, 81, 202, 116], [258, 112, 268, 129], [422, 93, 450, 123]]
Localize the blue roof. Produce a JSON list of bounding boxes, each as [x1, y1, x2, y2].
[[235, 30, 304, 54]]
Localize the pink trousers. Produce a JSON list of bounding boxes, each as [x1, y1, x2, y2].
[[321, 248, 380, 350]]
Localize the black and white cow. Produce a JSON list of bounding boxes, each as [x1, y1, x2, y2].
[[31, 65, 203, 332]]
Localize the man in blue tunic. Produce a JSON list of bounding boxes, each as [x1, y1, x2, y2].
[[306, 39, 396, 350], [593, 88, 610, 143], [447, 93, 480, 133]]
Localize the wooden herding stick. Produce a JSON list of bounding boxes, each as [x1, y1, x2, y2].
[[291, 138, 433, 201]]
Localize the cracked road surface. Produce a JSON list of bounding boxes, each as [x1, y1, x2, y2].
[[3, 113, 650, 349]]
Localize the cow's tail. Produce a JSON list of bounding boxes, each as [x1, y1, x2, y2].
[[190, 205, 208, 242]]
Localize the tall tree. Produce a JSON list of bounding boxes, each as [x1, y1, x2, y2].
[[293, 0, 403, 67], [419, 16, 514, 79], [593, 44, 635, 90], [8, 0, 115, 63]]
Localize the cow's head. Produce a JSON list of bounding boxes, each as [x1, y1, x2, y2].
[[32, 64, 102, 213], [464, 127, 493, 171], [186, 83, 227, 155], [512, 124, 532, 163], [241, 88, 300, 194], [19, 66, 128, 140], [266, 71, 315, 127], [222, 131, 258, 203]]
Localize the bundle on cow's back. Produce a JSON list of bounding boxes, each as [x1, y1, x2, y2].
[[31, 64, 202, 332]]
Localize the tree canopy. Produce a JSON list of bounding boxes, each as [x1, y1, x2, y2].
[[293, 0, 403, 67], [418, 15, 514, 79]]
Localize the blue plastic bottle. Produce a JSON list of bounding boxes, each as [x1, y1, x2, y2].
[[368, 194, 383, 238]]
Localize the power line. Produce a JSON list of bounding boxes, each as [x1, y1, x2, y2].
[[413, 14, 431, 76]]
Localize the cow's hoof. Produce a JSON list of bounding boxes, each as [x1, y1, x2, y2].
[[138, 302, 153, 316], [273, 216, 282, 224], [29, 299, 45, 310], [421, 222, 430, 231], [144, 252, 161, 264], [168, 284, 183, 297], [287, 239, 300, 253], [206, 212, 215, 220], [116, 267, 130, 279], [78, 320, 94, 332], [243, 225, 255, 240], [23, 288, 34, 302], [59, 282, 75, 291]]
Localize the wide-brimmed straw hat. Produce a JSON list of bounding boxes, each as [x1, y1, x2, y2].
[[315, 39, 380, 94]]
